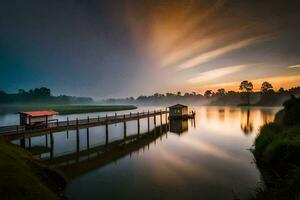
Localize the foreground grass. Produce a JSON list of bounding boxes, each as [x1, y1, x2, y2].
[[0, 140, 66, 200], [0, 104, 137, 115], [252, 96, 300, 200]]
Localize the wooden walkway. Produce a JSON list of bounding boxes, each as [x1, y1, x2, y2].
[[0, 110, 169, 140]]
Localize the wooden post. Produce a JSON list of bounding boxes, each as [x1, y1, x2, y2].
[[98, 115, 100, 121], [21, 128, 26, 149], [56, 119, 59, 127], [75, 128, 80, 157], [87, 116, 90, 123], [16, 125, 19, 134], [123, 114, 127, 139], [154, 110, 156, 127], [28, 137, 31, 149], [160, 110, 162, 125], [46, 116, 48, 127], [66, 117, 69, 139], [147, 110, 150, 133], [20, 137, 25, 149], [105, 119, 108, 145], [45, 133, 48, 147], [137, 112, 140, 135], [165, 108, 168, 125], [115, 112, 117, 119], [130, 112, 131, 117], [50, 129, 54, 160], [87, 128, 90, 150], [76, 118, 79, 129]]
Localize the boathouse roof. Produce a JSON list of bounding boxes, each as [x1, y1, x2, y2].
[[19, 110, 58, 117], [169, 104, 188, 109]]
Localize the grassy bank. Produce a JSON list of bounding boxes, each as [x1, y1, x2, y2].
[[252, 95, 300, 200], [0, 140, 66, 199], [0, 104, 137, 115]]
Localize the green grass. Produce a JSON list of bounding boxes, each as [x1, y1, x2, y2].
[[252, 113, 300, 199], [254, 123, 300, 167], [0, 104, 137, 115], [0, 140, 66, 199]]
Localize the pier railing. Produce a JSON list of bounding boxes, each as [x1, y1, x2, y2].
[[0, 110, 169, 137]]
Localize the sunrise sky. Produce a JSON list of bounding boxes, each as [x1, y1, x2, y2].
[[1, 0, 300, 98]]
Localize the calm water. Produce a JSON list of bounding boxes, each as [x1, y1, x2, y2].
[[2, 106, 280, 200]]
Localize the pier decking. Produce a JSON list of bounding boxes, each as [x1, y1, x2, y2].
[[0, 110, 169, 140]]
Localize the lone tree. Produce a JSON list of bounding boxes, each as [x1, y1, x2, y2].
[[261, 81, 273, 93], [239, 80, 253, 105], [204, 90, 213, 98], [216, 88, 225, 96]]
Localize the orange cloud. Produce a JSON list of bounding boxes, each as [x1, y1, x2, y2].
[[188, 65, 249, 83]]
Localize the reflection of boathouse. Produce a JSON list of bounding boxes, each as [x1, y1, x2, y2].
[[169, 119, 188, 135]]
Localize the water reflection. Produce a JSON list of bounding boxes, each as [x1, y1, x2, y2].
[[169, 119, 189, 135], [203, 107, 279, 135], [48, 124, 169, 178], [14, 117, 172, 178], [241, 109, 253, 135]]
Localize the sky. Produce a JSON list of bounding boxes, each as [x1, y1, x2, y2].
[[0, 0, 300, 98]]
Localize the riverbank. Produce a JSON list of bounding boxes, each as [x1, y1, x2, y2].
[[0, 139, 66, 199], [0, 104, 137, 115], [252, 96, 300, 200]]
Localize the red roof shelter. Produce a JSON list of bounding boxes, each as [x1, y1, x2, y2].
[[19, 110, 58, 126]]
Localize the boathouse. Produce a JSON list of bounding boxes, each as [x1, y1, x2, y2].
[[169, 104, 189, 118], [19, 110, 58, 127]]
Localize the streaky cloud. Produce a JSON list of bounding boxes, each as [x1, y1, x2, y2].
[[188, 64, 249, 84], [175, 34, 273, 72], [288, 64, 300, 69]]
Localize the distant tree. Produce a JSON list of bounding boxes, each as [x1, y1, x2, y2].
[[18, 89, 26, 94], [177, 91, 181, 96], [227, 90, 236, 95], [137, 96, 147, 100], [166, 93, 175, 97], [278, 88, 285, 93], [0, 90, 6, 95], [261, 82, 273, 93], [204, 90, 213, 98], [192, 92, 196, 96], [216, 88, 225, 96], [32, 87, 51, 98], [239, 80, 253, 105]]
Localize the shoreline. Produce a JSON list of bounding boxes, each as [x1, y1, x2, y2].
[[0, 139, 67, 199], [252, 96, 300, 199], [0, 104, 137, 115]]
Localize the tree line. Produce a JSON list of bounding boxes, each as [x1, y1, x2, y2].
[[0, 87, 93, 104], [103, 81, 300, 106]]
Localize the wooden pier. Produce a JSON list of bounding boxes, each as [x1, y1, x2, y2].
[[0, 109, 169, 140]]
